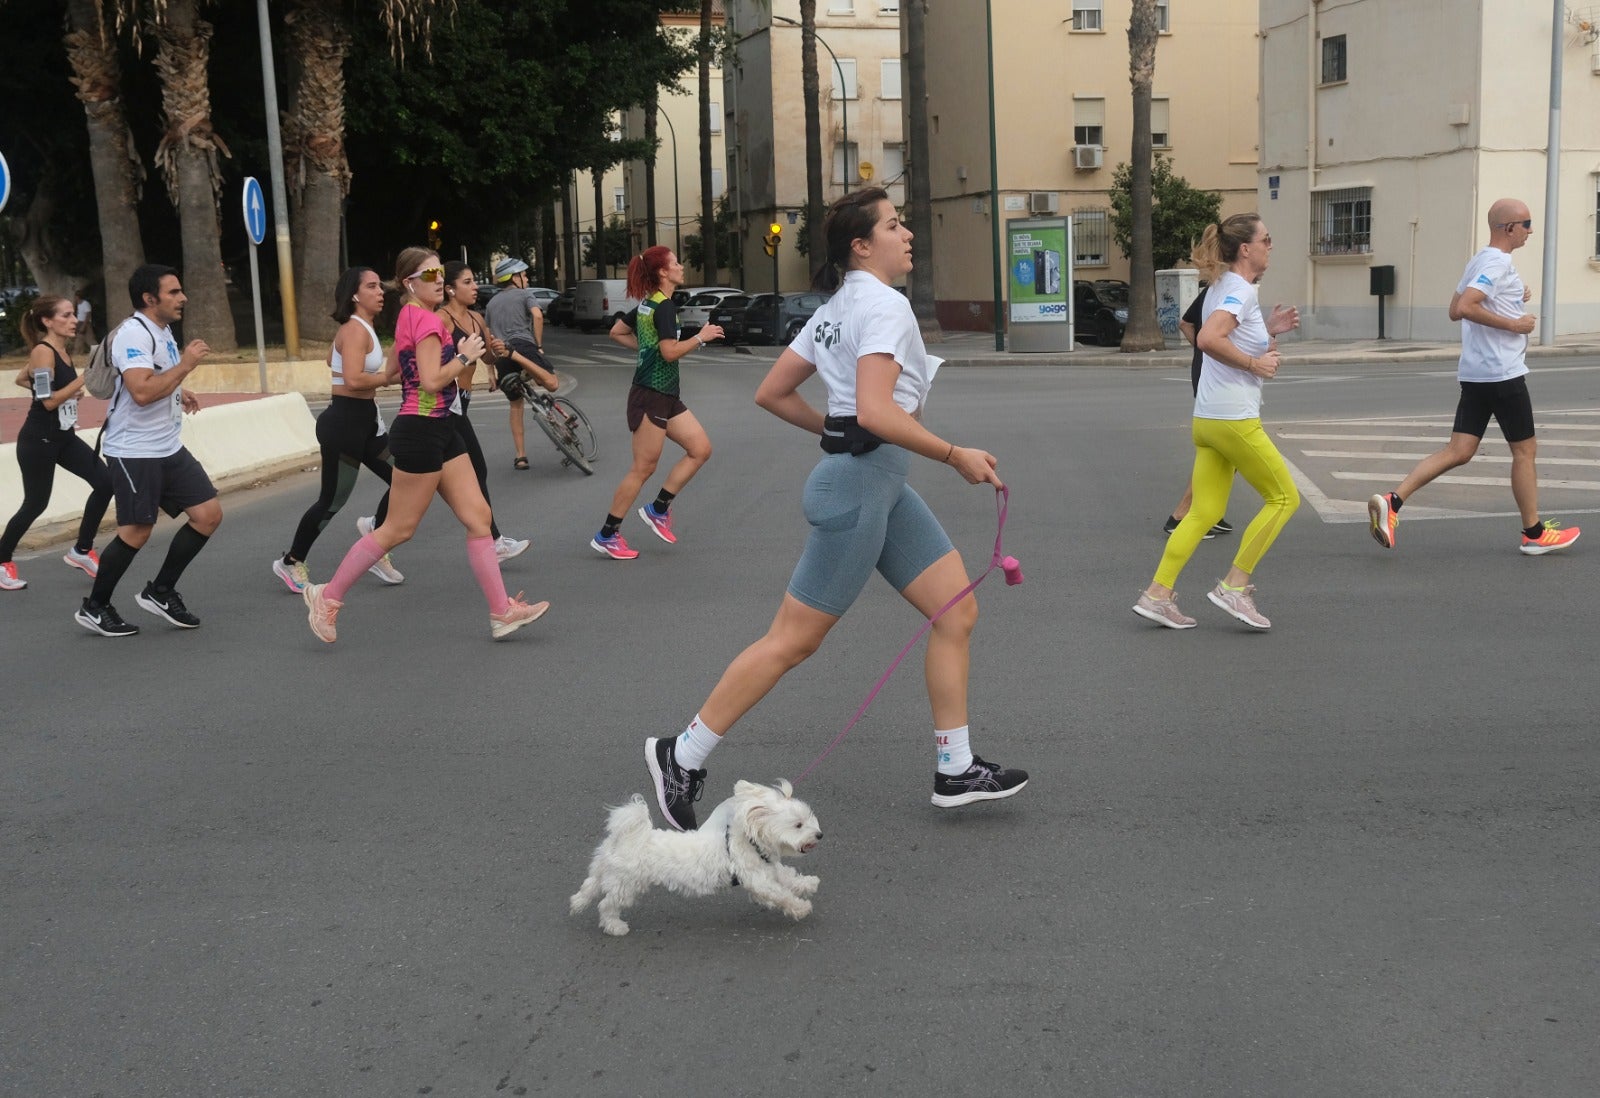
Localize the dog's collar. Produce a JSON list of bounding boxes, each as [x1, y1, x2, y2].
[[726, 820, 774, 888]]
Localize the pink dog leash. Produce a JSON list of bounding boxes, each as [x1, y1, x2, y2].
[[795, 484, 1022, 784]]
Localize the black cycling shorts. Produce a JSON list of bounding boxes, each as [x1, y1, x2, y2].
[[1452, 376, 1535, 443], [387, 414, 467, 474]]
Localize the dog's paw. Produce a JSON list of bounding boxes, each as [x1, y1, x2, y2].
[[600, 917, 631, 936], [569, 893, 589, 914], [780, 897, 813, 920], [794, 875, 820, 896]]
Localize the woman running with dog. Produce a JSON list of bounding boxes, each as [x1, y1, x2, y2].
[[301, 247, 547, 643], [0, 294, 113, 591], [644, 188, 1029, 832], [1133, 213, 1300, 631], [272, 267, 404, 593], [589, 246, 721, 560]]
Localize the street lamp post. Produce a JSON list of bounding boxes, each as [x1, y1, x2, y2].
[[657, 108, 682, 258], [772, 14, 849, 189]]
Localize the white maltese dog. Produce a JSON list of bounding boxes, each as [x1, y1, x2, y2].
[[570, 779, 823, 936]]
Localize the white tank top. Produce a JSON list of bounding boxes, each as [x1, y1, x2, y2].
[[330, 317, 383, 381]]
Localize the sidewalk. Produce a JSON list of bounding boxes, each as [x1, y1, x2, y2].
[[928, 328, 1600, 368]]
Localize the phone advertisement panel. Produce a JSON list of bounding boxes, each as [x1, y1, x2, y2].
[[1006, 219, 1070, 325]]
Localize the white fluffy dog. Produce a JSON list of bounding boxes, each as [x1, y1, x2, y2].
[[570, 779, 823, 936]]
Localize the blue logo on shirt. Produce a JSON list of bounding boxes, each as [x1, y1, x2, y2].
[[1222, 295, 1242, 306], [126, 347, 144, 359], [1475, 274, 1493, 287]]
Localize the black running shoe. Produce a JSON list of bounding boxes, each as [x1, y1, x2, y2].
[[74, 598, 140, 637], [1210, 517, 1234, 535], [1163, 515, 1216, 540], [645, 736, 706, 832], [931, 755, 1029, 808], [135, 583, 200, 628]]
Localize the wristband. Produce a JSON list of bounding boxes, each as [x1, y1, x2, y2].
[[943, 442, 955, 463]]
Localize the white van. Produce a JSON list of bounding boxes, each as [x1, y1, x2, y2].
[[572, 279, 639, 333]]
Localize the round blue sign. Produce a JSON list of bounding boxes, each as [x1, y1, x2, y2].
[[242, 176, 267, 245], [0, 151, 12, 217]]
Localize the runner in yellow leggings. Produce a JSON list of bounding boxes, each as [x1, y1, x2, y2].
[[1133, 213, 1300, 630]]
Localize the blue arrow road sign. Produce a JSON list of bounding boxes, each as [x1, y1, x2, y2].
[[242, 176, 266, 245], [0, 151, 12, 216]]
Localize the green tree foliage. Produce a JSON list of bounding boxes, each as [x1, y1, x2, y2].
[[583, 216, 633, 273], [682, 195, 739, 273], [1109, 155, 1223, 271]]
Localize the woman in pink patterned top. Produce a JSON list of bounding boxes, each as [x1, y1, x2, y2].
[[302, 246, 549, 643]]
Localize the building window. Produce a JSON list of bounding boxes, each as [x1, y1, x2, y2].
[[881, 59, 902, 101], [711, 168, 725, 199], [1072, 1, 1103, 31], [1073, 97, 1105, 148], [828, 0, 855, 13], [833, 141, 860, 186], [1157, 0, 1169, 32], [879, 0, 900, 11], [1073, 208, 1110, 267], [1593, 175, 1600, 258], [708, 101, 721, 134], [1321, 34, 1347, 84], [879, 143, 905, 184], [1151, 98, 1170, 148], [831, 58, 858, 101], [1311, 186, 1372, 255], [613, 189, 627, 214]]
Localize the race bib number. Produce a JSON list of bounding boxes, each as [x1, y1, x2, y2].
[[170, 391, 184, 425], [58, 399, 79, 430]]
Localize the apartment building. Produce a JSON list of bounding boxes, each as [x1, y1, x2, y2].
[[723, 0, 906, 293], [916, 0, 1260, 332], [1260, 0, 1600, 340]]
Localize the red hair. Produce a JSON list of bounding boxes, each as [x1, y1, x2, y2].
[[625, 245, 675, 299]]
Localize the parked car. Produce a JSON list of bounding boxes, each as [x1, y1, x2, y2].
[[546, 287, 577, 327], [677, 288, 746, 336], [528, 286, 560, 313], [672, 284, 737, 309], [742, 291, 832, 344], [1074, 279, 1130, 346], [573, 279, 639, 333], [706, 293, 762, 343]]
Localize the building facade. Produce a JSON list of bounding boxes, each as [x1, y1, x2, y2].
[[1260, 0, 1600, 340], [915, 0, 1261, 332]]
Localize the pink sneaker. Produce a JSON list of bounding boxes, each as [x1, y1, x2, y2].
[[64, 546, 100, 577], [637, 504, 677, 544], [1132, 591, 1196, 629], [0, 561, 25, 591], [490, 593, 550, 639], [303, 582, 343, 643], [590, 532, 640, 560], [1207, 581, 1271, 630], [1519, 521, 1580, 556]]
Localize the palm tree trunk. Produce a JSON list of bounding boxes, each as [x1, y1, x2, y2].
[[800, 1, 825, 279], [560, 174, 577, 286], [592, 168, 606, 277], [697, 0, 719, 282], [540, 199, 558, 286], [904, 0, 940, 340], [284, 0, 352, 343], [150, 0, 237, 351], [1121, 0, 1162, 352], [64, 0, 146, 291]]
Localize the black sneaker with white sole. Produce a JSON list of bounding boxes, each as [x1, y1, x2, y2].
[[135, 583, 200, 628], [931, 755, 1029, 808], [645, 736, 706, 831], [74, 599, 140, 637]]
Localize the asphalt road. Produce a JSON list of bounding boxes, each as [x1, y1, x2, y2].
[[4, 345, 1598, 1096]]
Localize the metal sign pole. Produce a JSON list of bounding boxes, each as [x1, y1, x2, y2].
[[249, 243, 267, 392]]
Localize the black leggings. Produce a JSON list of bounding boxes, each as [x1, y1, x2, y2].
[[453, 399, 502, 541], [288, 396, 394, 562], [0, 427, 113, 561]]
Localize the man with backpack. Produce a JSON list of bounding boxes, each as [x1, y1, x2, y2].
[[75, 264, 219, 637]]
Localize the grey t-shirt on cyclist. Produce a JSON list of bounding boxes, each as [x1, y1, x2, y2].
[[485, 287, 540, 345]]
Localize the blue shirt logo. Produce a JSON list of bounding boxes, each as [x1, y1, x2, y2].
[[1222, 295, 1242, 306], [126, 347, 144, 359], [1475, 274, 1493, 287]]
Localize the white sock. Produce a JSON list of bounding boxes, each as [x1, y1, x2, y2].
[[935, 725, 973, 775], [674, 713, 722, 771]]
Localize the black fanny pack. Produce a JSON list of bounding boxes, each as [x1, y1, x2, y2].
[[819, 415, 884, 456]]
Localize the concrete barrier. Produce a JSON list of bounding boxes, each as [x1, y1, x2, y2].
[[1, 393, 319, 551], [184, 359, 333, 397]]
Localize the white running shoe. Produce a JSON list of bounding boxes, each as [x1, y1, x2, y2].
[[1132, 591, 1197, 629], [495, 534, 530, 562], [272, 556, 311, 593], [356, 515, 376, 538], [0, 561, 26, 591], [367, 553, 404, 585], [1207, 581, 1271, 630], [63, 546, 101, 577]]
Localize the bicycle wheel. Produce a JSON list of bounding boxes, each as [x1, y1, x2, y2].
[[531, 396, 594, 475], [554, 397, 598, 463]]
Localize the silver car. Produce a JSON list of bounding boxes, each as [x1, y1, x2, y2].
[[676, 288, 744, 336]]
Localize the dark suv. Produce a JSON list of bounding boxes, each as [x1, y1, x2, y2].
[[707, 293, 756, 343], [1073, 279, 1130, 346], [742, 292, 832, 344]]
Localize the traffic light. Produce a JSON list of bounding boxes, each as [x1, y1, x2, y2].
[[427, 219, 442, 249], [763, 221, 783, 257]]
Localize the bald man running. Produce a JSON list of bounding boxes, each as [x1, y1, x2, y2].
[[1368, 197, 1580, 556]]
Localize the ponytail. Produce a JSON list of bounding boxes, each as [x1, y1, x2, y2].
[[626, 245, 674, 299], [21, 294, 70, 349], [811, 187, 891, 293], [1190, 213, 1260, 280]]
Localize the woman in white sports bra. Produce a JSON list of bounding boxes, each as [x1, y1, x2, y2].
[[272, 266, 404, 592]]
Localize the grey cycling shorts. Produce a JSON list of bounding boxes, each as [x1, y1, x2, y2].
[[786, 445, 955, 617]]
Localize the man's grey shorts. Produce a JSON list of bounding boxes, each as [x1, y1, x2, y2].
[[786, 446, 955, 617]]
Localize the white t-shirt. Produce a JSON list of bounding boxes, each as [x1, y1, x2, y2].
[[789, 271, 941, 418], [103, 314, 184, 459], [1193, 272, 1270, 421], [1455, 247, 1528, 383], [75, 298, 92, 324]]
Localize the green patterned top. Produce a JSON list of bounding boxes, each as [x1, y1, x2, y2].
[[630, 291, 681, 396]]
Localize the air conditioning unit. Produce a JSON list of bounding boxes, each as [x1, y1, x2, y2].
[[1029, 191, 1060, 214], [1073, 144, 1104, 171]]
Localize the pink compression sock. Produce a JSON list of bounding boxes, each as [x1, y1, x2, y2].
[[325, 533, 387, 602], [466, 535, 510, 614]]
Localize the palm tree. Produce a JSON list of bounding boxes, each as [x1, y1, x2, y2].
[[903, 0, 940, 340], [796, 0, 824, 280], [1120, 0, 1163, 352], [697, 0, 719, 282], [64, 0, 147, 289]]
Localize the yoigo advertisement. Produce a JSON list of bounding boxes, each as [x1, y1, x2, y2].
[[1006, 218, 1071, 326]]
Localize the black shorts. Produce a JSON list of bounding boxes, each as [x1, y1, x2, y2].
[[1452, 376, 1535, 443], [387, 414, 467, 474], [496, 339, 551, 401], [107, 447, 217, 527], [626, 384, 688, 432]]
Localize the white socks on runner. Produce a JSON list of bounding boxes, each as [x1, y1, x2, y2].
[[936, 725, 973, 775], [675, 713, 722, 771]]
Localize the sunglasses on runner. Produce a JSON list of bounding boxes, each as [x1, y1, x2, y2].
[[1500, 219, 1533, 231], [408, 266, 445, 283]]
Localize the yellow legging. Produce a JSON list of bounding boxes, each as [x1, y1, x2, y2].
[[1154, 416, 1300, 589]]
